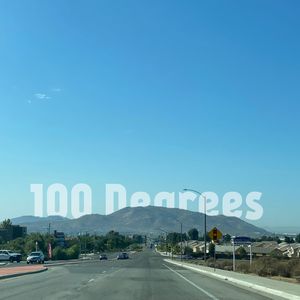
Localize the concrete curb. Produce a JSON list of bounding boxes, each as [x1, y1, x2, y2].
[[0, 267, 48, 280], [164, 259, 300, 300], [45, 261, 81, 267]]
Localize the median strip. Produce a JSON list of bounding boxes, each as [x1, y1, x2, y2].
[[0, 265, 48, 280]]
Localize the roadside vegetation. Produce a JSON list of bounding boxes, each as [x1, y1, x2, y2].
[[0, 230, 145, 261], [199, 257, 300, 282], [156, 228, 300, 282]]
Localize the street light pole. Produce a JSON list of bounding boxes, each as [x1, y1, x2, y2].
[[183, 188, 207, 262], [160, 229, 168, 256]]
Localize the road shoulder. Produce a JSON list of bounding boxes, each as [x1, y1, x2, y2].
[[164, 259, 300, 300]]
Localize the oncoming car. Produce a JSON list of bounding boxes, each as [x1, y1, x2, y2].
[[99, 254, 108, 260], [117, 252, 129, 260]]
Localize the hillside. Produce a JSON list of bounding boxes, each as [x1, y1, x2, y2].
[[11, 206, 269, 237]]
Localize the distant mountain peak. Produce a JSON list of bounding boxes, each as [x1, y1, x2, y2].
[[10, 206, 270, 237]]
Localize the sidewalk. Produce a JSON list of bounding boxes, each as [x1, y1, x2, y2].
[[165, 259, 300, 300], [0, 265, 47, 280]]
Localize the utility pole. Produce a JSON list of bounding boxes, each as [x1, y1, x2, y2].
[[176, 220, 183, 261], [232, 237, 236, 271], [85, 231, 88, 257], [183, 189, 207, 262], [180, 222, 183, 261], [48, 223, 51, 235]]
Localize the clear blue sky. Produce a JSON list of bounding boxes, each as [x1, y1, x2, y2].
[[0, 1, 299, 228]]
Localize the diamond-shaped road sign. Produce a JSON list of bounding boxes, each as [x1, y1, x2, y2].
[[208, 227, 223, 242]]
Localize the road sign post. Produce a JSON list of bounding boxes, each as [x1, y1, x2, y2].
[[208, 227, 223, 243], [232, 238, 236, 271], [208, 227, 222, 270], [231, 236, 252, 271]]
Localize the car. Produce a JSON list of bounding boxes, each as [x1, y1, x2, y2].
[[117, 252, 129, 260], [27, 251, 45, 264], [99, 254, 108, 260], [0, 250, 22, 263]]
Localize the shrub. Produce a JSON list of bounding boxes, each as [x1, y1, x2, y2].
[[237, 262, 250, 273], [52, 247, 68, 260], [66, 245, 80, 259]]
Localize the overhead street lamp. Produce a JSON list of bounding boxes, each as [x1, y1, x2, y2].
[[183, 188, 207, 262], [160, 229, 168, 256]]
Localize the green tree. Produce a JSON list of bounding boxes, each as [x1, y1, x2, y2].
[[236, 247, 247, 259], [208, 243, 215, 256], [53, 247, 68, 260], [295, 234, 300, 243], [284, 236, 295, 244], [184, 246, 193, 256], [66, 245, 80, 259], [188, 228, 199, 240], [223, 234, 231, 243], [0, 219, 12, 228]]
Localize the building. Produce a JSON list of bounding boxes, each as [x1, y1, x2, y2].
[[54, 230, 66, 247], [0, 225, 27, 241], [277, 242, 300, 258], [185, 240, 209, 253]]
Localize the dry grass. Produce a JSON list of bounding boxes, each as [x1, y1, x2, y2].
[[189, 257, 300, 281]]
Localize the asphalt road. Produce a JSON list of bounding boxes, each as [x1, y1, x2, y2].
[[0, 250, 280, 300]]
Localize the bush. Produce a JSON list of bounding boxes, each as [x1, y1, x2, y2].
[[53, 247, 68, 260], [292, 264, 300, 282], [237, 262, 250, 273], [66, 245, 80, 259]]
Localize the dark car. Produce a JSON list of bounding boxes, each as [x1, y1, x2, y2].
[[8, 251, 22, 262], [99, 254, 108, 260], [117, 252, 129, 260]]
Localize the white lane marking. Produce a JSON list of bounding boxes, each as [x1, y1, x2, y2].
[[163, 264, 219, 300]]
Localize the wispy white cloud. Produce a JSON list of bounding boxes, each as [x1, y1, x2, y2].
[[35, 93, 51, 100], [51, 88, 62, 92]]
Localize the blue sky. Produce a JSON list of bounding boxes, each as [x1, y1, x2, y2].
[[0, 1, 299, 228]]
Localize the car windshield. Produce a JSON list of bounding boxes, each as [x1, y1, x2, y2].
[[30, 252, 40, 256]]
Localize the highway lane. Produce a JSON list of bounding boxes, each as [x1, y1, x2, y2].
[[0, 250, 280, 300]]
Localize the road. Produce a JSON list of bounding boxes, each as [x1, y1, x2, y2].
[[0, 250, 279, 300]]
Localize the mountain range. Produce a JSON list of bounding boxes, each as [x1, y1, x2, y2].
[[10, 206, 270, 237]]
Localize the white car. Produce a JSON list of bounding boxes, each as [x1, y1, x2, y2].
[[27, 251, 45, 264], [0, 250, 22, 262]]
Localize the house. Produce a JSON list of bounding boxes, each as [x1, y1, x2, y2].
[[246, 241, 278, 257], [215, 245, 240, 255], [277, 242, 300, 258], [185, 240, 208, 253]]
